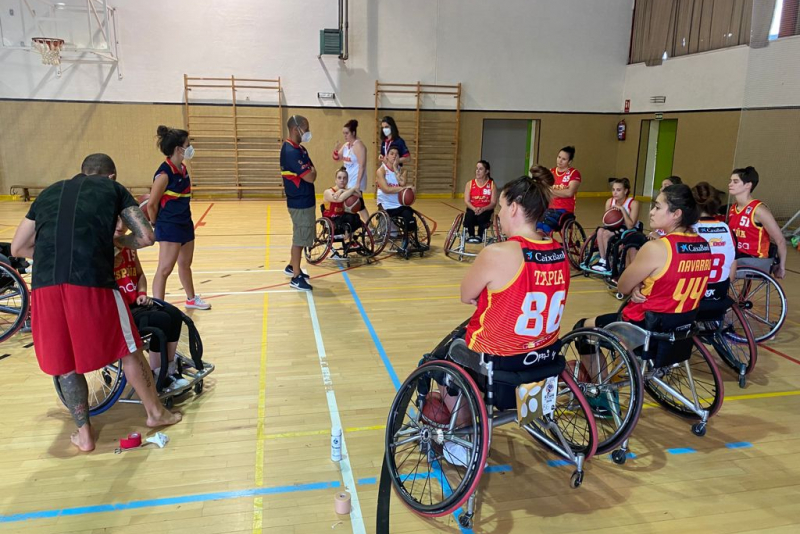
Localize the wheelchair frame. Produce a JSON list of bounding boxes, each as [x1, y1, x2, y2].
[[443, 212, 500, 261], [577, 227, 646, 300], [696, 302, 758, 388], [0, 260, 30, 344], [366, 204, 432, 260], [729, 266, 787, 343], [304, 209, 377, 267]]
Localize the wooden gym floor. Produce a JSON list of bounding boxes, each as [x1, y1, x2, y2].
[[0, 198, 799, 534]]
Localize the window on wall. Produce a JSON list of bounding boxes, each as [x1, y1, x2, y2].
[[629, 0, 799, 66]]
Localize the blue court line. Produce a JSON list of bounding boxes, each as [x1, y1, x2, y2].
[[546, 459, 572, 467], [340, 269, 402, 390], [483, 464, 513, 474], [726, 442, 753, 449], [0, 480, 341, 524], [667, 448, 697, 455], [357, 477, 377, 485]]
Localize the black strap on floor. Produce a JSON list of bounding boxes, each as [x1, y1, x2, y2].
[[376, 454, 391, 534]]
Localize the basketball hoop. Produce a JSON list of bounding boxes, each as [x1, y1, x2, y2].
[[31, 37, 65, 66]]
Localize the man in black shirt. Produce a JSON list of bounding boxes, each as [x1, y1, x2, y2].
[[12, 154, 181, 452]]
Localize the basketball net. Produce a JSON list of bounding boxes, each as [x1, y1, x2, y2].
[[31, 38, 65, 66]]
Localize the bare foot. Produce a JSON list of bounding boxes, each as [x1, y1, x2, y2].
[[70, 427, 96, 452], [146, 409, 182, 428]]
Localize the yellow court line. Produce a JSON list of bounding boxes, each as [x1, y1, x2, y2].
[[642, 388, 800, 409], [253, 207, 271, 534]]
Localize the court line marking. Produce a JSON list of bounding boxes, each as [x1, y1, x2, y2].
[[252, 206, 271, 534], [340, 268, 402, 390], [307, 291, 366, 534], [193, 203, 215, 229], [761, 343, 800, 366]]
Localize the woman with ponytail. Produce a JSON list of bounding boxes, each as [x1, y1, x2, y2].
[[692, 182, 737, 301]]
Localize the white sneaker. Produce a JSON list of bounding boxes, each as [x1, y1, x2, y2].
[[186, 295, 211, 310], [591, 261, 609, 273], [164, 375, 191, 392]]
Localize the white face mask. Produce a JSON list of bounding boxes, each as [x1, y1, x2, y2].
[[301, 131, 312, 143], [183, 145, 195, 160], [382, 127, 392, 137]]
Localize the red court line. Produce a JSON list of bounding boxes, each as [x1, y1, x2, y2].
[[761, 344, 800, 366], [194, 203, 215, 229], [439, 201, 462, 212]]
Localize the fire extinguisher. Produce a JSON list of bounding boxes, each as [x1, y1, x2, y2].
[[617, 119, 626, 141]]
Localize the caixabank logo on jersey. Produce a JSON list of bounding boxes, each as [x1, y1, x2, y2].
[[677, 242, 711, 254], [697, 225, 728, 235], [523, 248, 566, 264]]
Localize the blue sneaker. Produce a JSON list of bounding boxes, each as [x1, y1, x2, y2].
[[290, 275, 313, 292]]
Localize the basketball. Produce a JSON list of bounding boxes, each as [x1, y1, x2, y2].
[[398, 187, 415, 206], [138, 194, 151, 221], [420, 391, 451, 429], [602, 208, 624, 229], [343, 194, 361, 214]]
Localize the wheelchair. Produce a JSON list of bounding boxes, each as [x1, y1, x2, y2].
[[304, 206, 377, 266], [577, 227, 647, 299], [383, 323, 598, 529], [696, 295, 758, 388], [494, 211, 586, 270], [366, 204, 432, 260], [729, 262, 786, 343], [0, 260, 30, 344], [443, 212, 500, 261], [53, 300, 214, 415], [561, 308, 724, 465]]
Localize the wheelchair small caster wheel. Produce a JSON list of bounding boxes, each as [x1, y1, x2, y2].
[[194, 380, 204, 395], [458, 513, 473, 529], [570, 470, 583, 489], [738, 375, 746, 389], [615, 292, 624, 301], [611, 450, 627, 465], [583, 271, 589, 278], [164, 396, 174, 409], [691, 423, 706, 437]]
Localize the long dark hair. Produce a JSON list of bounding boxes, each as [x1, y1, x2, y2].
[[692, 182, 723, 216], [501, 166, 553, 224], [344, 119, 358, 136], [380, 116, 400, 141], [662, 184, 700, 228], [477, 160, 492, 181]]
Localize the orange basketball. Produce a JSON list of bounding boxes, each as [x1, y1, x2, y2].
[[343, 195, 361, 214], [602, 208, 624, 229], [421, 391, 451, 429], [398, 187, 415, 206], [138, 194, 151, 221]]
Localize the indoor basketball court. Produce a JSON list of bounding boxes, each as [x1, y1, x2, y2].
[[1, 1, 800, 533]]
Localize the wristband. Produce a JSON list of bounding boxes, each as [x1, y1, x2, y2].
[[137, 291, 147, 297], [332, 150, 340, 160]]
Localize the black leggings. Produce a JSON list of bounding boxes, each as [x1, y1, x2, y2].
[[131, 301, 183, 345], [333, 213, 362, 235], [385, 206, 417, 231], [463, 208, 493, 237]]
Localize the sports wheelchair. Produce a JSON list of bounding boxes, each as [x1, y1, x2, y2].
[[729, 259, 786, 343], [304, 206, 377, 266], [577, 227, 647, 299], [0, 253, 30, 344], [366, 204, 432, 260], [494, 211, 585, 270], [382, 322, 598, 529], [560, 308, 724, 465], [443, 212, 501, 261], [53, 300, 214, 415]]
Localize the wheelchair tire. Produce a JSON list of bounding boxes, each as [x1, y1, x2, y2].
[[728, 267, 786, 343], [366, 211, 391, 256], [0, 261, 31, 344], [443, 213, 464, 260], [704, 304, 757, 378], [385, 360, 489, 518], [559, 328, 643, 455], [412, 210, 432, 253], [304, 218, 334, 265], [577, 231, 598, 271], [54, 360, 127, 417], [560, 218, 586, 270], [644, 338, 724, 420], [492, 215, 506, 242], [351, 223, 376, 258]]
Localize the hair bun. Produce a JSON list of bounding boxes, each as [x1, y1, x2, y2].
[[156, 125, 169, 137], [745, 166, 755, 172]]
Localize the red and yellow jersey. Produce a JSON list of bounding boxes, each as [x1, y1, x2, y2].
[[323, 187, 344, 218], [549, 167, 581, 213], [113, 247, 140, 307], [623, 232, 712, 322], [469, 179, 494, 209], [466, 236, 570, 355], [729, 200, 770, 258]]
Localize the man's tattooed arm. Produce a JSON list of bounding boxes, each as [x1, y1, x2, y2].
[[117, 206, 155, 250]]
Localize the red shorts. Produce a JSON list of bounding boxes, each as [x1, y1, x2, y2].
[[31, 284, 142, 376]]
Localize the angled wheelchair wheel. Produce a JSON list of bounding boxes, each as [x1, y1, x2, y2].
[[350, 223, 376, 258], [729, 267, 786, 343], [643, 338, 724, 420], [0, 261, 31, 343], [492, 215, 506, 242], [444, 213, 464, 260], [385, 360, 489, 518], [366, 211, 391, 256], [577, 231, 599, 272], [54, 360, 127, 417], [561, 218, 586, 270], [304, 218, 333, 265], [559, 328, 643, 455], [412, 210, 433, 255], [703, 304, 757, 382]]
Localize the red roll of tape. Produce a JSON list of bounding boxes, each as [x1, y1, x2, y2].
[[119, 432, 142, 449]]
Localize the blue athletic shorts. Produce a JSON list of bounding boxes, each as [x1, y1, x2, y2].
[[155, 221, 195, 244]]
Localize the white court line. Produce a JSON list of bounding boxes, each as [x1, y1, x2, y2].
[[164, 289, 297, 297], [192, 269, 289, 274], [306, 292, 366, 534]]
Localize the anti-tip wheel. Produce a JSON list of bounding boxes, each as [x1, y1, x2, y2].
[[615, 292, 624, 300], [164, 396, 174, 409], [611, 450, 627, 465], [738, 375, 747, 389], [570, 470, 584, 489], [458, 513, 473, 529], [691, 423, 707, 437], [194, 380, 204, 395]]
